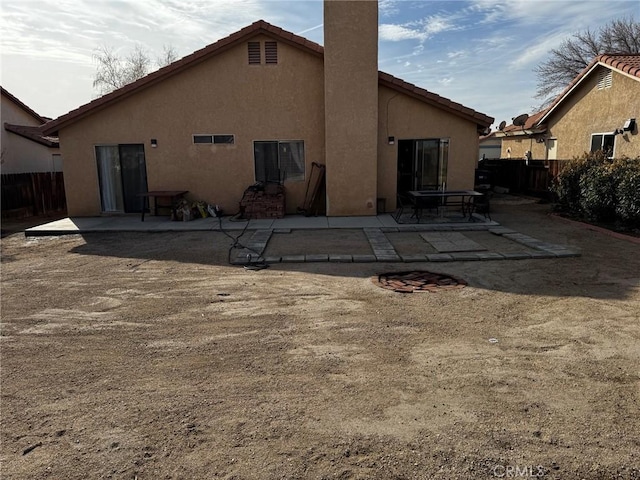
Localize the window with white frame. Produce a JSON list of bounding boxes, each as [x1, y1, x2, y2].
[[254, 140, 305, 183], [590, 133, 615, 158]]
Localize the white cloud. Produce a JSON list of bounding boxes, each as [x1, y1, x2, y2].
[[447, 50, 466, 59], [379, 23, 429, 42], [379, 0, 400, 17]]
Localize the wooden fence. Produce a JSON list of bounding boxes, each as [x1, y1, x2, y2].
[[478, 159, 569, 198], [1, 172, 66, 219]]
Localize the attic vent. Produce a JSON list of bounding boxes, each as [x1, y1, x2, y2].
[[248, 42, 261, 64], [265, 41, 278, 64], [597, 68, 612, 90]]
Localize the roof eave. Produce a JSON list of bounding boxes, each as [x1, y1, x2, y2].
[[42, 21, 323, 136], [1, 87, 48, 124], [538, 55, 640, 125], [378, 74, 493, 128], [4, 122, 59, 147]]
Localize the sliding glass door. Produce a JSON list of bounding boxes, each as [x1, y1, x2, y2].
[[95, 144, 147, 213], [397, 138, 449, 193]]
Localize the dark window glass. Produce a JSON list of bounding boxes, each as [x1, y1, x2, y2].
[[254, 140, 304, 183], [193, 135, 213, 144], [213, 135, 234, 144]]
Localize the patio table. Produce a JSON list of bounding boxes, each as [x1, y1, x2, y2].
[[407, 190, 483, 220], [138, 190, 188, 221]]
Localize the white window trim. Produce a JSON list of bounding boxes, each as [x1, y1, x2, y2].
[[590, 132, 615, 159]]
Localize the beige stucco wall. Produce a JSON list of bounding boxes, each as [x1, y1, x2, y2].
[[377, 86, 481, 210], [58, 35, 325, 216], [1, 94, 60, 174], [547, 68, 640, 159], [500, 134, 547, 160], [323, 0, 379, 216]]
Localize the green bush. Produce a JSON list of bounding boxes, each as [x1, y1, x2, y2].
[[578, 160, 616, 222], [553, 152, 640, 230], [614, 158, 640, 228]]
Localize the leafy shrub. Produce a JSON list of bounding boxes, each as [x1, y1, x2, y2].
[[553, 152, 640, 230], [578, 160, 615, 222], [553, 152, 602, 216], [614, 158, 640, 228]]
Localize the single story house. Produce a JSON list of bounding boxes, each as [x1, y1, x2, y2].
[[42, 1, 493, 217], [1, 87, 61, 174], [479, 132, 502, 160], [498, 54, 639, 161]]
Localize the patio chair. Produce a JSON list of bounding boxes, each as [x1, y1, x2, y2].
[[467, 192, 492, 221], [415, 195, 440, 218], [395, 193, 416, 222]]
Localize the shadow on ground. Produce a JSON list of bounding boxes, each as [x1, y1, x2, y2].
[[4, 203, 638, 301]]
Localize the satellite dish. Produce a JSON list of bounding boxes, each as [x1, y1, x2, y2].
[[498, 120, 506, 131], [512, 113, 529, 127]]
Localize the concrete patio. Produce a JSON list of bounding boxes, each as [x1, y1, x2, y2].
[[22, 212, 581, 265]]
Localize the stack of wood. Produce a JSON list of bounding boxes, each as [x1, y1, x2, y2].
[[239, 183, 285, 219]]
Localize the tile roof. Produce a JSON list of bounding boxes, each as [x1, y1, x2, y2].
[[1, 86, 48, 124], [43, 20, 493, 135], [599, 54, 640, 78], [538, 54, 640, 125], [378, 72, 493, 127], [4, 122, 59, 148], [500, 109, 548, 134]]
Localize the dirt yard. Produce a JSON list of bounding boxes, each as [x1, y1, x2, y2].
[[1, 203, 639, 479]]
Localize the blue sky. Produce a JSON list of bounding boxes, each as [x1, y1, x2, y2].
[[1, 0, 637, 129]]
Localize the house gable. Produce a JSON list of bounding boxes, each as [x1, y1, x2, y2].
[[538, 54, 640, 125], [1, 88, 60, 173], [43, 20, 492, 137], [1, 87, 47, 126], [544, 65, 640, 159]]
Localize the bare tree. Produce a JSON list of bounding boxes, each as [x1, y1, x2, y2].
[[534, 16, 640, 107], [157, 45, 178, 68], [93, 44, 178, 95]]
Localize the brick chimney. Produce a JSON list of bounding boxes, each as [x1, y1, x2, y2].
[[323, 0, 379, 216]]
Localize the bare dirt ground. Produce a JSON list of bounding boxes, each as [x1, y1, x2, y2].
[[1, 202, 639, 479]]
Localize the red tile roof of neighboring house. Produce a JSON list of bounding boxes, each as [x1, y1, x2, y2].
[[43, 20, 493, 136], [538, 54, 640, 125], [499, 109, 548, 135], [599, 54, 640, 78], [4, 123, 59, 148], [1, 86, 48, 124]]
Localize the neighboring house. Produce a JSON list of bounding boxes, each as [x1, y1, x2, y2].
[[1, 87, 61, 174], [42, 2, 492, 217], [496, 110, 548, 160], [479, 132, 501, 160], [498, 54, 640, 161]]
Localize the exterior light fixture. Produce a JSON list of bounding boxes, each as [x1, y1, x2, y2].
[[388, 136, 395, 145], [151, 139, 158, 148], [623, 118, 636, 132]]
